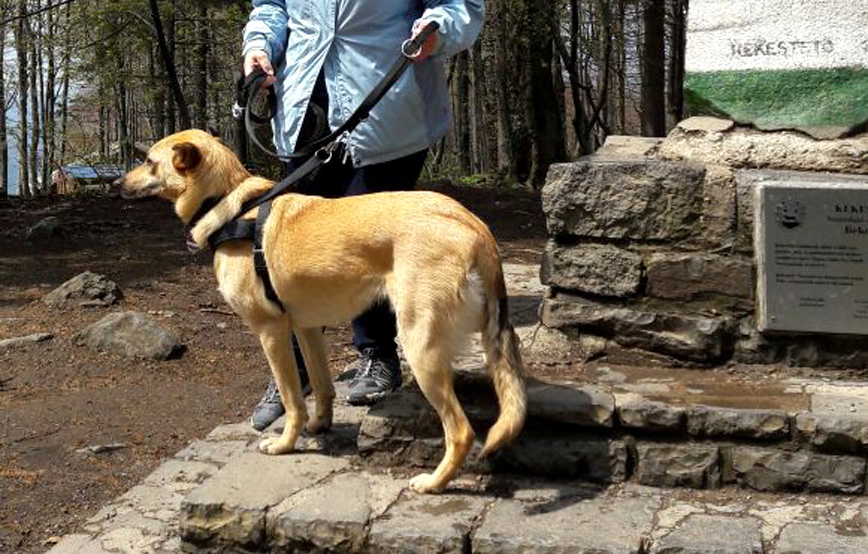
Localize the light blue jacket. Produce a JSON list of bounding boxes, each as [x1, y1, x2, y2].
[[242, 0, 484, 166]]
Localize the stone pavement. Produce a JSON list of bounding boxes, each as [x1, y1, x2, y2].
[[45, 263, 868, 553], [47, 381, 868, 553]]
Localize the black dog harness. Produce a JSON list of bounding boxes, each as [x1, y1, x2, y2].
[[189, 23, 440, 313]]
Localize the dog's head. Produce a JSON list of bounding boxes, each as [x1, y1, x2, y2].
[[116, 130, 248, 222]]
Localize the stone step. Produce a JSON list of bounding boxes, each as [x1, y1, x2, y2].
[[48, 379, 868, 553], [357, 368, 868, 496]]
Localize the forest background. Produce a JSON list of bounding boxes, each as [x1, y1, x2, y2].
[[0, 0, 688, 196]]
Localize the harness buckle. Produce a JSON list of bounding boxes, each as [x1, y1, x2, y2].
[[232, 102, 245, 120]]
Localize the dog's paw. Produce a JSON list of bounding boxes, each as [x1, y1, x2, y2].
[[258, 436, 294, 455], [305, 406, 333, 435], [409, 473, 442, 494], [305, 414, 332, 435]]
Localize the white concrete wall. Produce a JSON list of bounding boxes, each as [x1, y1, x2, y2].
[[686, 0, 868, 73]]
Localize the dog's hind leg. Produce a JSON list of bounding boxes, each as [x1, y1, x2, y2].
[[256, 320, 308, 454], [294, 327, 335, 434], [401, 322, 475, 494]]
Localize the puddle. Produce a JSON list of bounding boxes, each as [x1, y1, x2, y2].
[[586, 364, 811, 412], [417, 498, 471, 516]]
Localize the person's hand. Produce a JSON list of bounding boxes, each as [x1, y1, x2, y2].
[[243, 49, 276, 86], [408, 20, 439, 63]]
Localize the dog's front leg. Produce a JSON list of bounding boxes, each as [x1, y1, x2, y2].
[[256, 321, 308, 454], [294, 327, 335, 435]]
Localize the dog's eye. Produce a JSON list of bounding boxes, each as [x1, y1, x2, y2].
[[145, 158, 154, 166]]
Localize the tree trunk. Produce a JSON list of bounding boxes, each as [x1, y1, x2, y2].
[[492, 0, 515, 175], [641, 0, 666, 136], [667, 0, 687, 125], [29, 0, 41, 194], [150, 0, 191, 129], [165, 0, 177, 133], [453, 51, 471, 174], [0, 18, 7, 197], [15, 0, 29, 197], [59, 0, 72, 162], [195, 3, 208, 129], [524, 0, 566, 188]]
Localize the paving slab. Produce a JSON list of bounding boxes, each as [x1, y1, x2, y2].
[[180, 452, 349, 551], [367, 493, 490, 554], [473, 493, 659, 553], [267, 471, 406, 553], [651, 514, 763, 554], [774, 522, 868, 554]]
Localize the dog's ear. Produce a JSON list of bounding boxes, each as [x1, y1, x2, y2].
[[172, 142, 202, 173]]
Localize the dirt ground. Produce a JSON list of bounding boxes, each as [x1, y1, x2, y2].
[[0, 183, 546, 553]]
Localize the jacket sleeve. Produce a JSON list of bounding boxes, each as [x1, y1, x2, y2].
[[242, 0, 289, 63], [417, 0, 485, 58]]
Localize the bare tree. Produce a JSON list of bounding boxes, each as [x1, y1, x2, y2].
[[641, 0, 666, 136]]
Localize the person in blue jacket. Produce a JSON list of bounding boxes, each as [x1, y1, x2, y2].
[[242, 0, 485, 430]]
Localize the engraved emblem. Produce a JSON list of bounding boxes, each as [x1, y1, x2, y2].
[[775, 198, 806, 229]]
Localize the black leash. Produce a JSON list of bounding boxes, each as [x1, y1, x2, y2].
[[236, 21, 440, 165], [203, 22, 440, 312]]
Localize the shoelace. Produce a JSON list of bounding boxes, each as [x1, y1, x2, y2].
[[259, 380, 281, 404]]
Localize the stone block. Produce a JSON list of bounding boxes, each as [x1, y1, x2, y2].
[[636, 444, 721, 489], [492, 436, 628, 484], [540, 293, 735, 362], [697, 164, 738, 249], [542, 159, 706, 241], [268, 472, 405, 553], [368, 494, 489, 554], [660, 126, 868, 177], [729, 447, 865, 494], [180, 452, 349, 551], [526, 379, 615, 428], [617, 397, 686, 433], [593, 135, 663, 158], [473, 495, 659, 554], [646, 254, 753, 307], [46, 534, 107, 554], [796, 413, 868, 454], [541, 241, 643, 297], [359, 375, 616, 460], [735, 317, 868, 368], [687, 406, 790, 440], [652, 514, 763, 554], [685, 0, 868, 138], [775, 522, 868, 554], [142, 460, 218, 494], [205, 423, 261, 442], [174, 440, 250, 466]]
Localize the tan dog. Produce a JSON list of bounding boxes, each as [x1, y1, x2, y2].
[[117, 129, 526, 493]]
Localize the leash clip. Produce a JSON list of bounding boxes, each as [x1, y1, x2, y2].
[[232, 102, 245, 120]]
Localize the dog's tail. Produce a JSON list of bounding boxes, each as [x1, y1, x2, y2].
[[477, 255, 527, 458]]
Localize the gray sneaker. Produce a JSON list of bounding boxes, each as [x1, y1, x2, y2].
[[250, 370, 312, 431], [346, 349, 401, 406]]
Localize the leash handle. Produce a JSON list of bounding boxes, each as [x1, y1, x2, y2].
[[401, 21, 440, 58]]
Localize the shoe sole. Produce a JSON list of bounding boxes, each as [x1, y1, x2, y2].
[[345, 385, 399, 406]]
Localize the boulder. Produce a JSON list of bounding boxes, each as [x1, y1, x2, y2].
[[43, 271, 122, 308], [77, 311, 182, 360]]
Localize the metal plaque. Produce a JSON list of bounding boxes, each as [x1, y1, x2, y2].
[[755, 175, 868, 335]]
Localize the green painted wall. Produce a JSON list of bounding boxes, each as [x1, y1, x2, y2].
[[685, 68, 868, 133]]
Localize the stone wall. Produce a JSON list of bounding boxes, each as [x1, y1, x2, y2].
[[539, 118, 868, 367]]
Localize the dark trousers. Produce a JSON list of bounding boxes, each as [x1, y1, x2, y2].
[[285, 148, 429, 367]]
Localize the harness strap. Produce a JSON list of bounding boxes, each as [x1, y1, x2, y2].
[[187, 199, 286, 313], [253, 200, 286, 312]]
